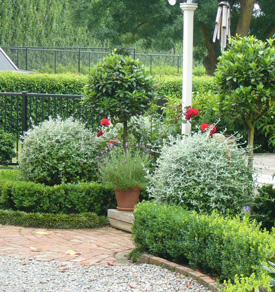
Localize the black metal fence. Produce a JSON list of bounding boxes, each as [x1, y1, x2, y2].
[[1, 46, 183, 75], [0, 91, 98, 164]]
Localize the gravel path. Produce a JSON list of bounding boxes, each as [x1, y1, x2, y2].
[[0, 256, 211, 292]]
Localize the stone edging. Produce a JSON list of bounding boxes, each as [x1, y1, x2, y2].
[[138, 254, 223, 292]]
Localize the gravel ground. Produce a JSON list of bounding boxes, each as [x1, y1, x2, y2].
[[0, 256, 211, 292]]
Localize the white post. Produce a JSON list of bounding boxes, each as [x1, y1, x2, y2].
[[180, 1, 198, 135]]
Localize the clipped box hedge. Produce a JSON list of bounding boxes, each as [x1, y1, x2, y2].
[[0, 179, 116, 216], [133, 202, 275, 284], [0, 72, 216, 97], [0, 209, 109, 229], [156, 75, 217, 97], [0, 72, 87, 94]]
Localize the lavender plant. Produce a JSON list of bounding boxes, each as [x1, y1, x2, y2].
[[98, 148, 150, 190]]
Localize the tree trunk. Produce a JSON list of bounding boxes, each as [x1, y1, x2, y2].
[[201, 25, 218, 76], [247, 124, 255, 169], [236, 0, 256, 37]]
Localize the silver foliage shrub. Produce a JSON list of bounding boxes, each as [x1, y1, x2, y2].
[[147, 132, 255, 214], [19, 117, 99, 185]]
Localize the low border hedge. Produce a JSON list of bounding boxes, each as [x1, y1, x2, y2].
[[0, 179, 116, 216], [0, 209, 108, 229], [132, 202, 275, 284]]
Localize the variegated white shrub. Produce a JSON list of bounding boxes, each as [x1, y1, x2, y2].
[[19, 117, 99, 185], [147, 132, 255, 214]]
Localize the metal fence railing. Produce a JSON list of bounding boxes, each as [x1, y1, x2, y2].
[[0, 91, 98, 164], [1, 46, 183, 75]]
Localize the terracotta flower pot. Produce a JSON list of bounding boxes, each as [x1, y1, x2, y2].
[[114, 187, 141, 211]]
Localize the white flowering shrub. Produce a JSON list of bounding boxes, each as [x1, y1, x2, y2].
[[147, 132, 255, 214], [19, 117, 99, 185]]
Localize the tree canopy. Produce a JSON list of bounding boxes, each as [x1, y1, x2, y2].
[[69, 0, 275, 74], [1, 0, 275, 74], [0, 0, 94, 47], [216, 36, 275, 162]]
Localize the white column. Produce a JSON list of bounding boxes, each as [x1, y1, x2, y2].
[[180, 2, 198, 135]]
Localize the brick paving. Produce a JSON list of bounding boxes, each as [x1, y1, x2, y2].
[[0, 225, 135, 265]]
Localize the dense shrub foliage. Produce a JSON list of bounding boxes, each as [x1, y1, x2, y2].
[[147, 133, 254, 215], [0, 130, 15, 165], [222, 273, 271, 292], [0, 178, 116, 215], [160, 86, 274, 152], [19, 117, 99, 185], [133, 202, 275, 284], [253, 185, 275, 231]]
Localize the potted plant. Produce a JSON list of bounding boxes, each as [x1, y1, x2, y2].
[[98, 148, 150, 211]]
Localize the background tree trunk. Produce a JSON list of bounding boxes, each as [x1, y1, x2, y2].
[[201, 25, 218, 76], [236, 0, 256, 36]]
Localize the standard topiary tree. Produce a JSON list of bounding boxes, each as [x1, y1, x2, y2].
[[215, 36, 275, 164], [83, 52, 156, 147], [19, 117, 99, 185]]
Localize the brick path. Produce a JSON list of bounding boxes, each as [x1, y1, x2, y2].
[[0, 225, 135, 265]]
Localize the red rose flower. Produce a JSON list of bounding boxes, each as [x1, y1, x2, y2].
[[210, 125, 217, 136], [200, 123, 217, 137], [185, 108, 199, 120], [200, 123, 209, 131], [97, 130, 104, 137], [100, 119, 110, 126]]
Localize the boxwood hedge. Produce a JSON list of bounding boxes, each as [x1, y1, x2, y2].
[[133, 202, 275, 284], [0, 72, 87, 94], [0, 179, 116, 216]]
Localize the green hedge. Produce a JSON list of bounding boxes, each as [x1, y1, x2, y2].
[[156, 75, 217, 97], [0, 72, 87, 94], [133, 202, 275, 283], [0, 179, 116, 216], [0, 209, 108, 229], [0, 72, 216, 98], [0, 72, 216, 96]]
